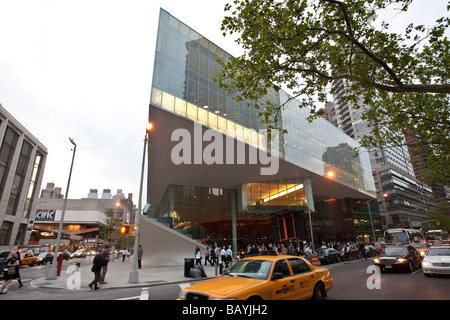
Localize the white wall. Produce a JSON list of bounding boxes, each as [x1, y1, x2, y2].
[[139, 215, 206, 266]]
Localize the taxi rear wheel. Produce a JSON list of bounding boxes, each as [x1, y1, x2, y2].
[[312, 283, 326, 300]]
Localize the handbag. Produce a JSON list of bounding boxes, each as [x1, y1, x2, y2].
[[7, 267, 15, 276]]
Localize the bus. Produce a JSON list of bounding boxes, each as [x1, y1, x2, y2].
[[425, 229, 449, 244], [383, 228, 425, 244]]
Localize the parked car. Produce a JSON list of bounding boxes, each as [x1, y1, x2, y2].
[[422, 245, 450, 277], [364, 245, 378, 257], [373, 244, 422, 273], [20, 251, 38, 267], [339, 245, 361, 260], [70, 249, 86, 259], [36, 252, 54, 265], [317, 248, 341, 264], [58, 251, 71, 260], [373, 242, 386, 253], [0, 250, 11, 279]]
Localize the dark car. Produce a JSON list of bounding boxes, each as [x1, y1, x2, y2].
[[373, 245, 422, 273], [0, 250, 11, 279], [364, 245, 377, 257], [37, 252, 54, 265], [339, 245, 361, 260], [317, 248, 341, 264]]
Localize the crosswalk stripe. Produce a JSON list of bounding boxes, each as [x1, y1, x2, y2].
[[140, 287, 149, 300], [178, 283, 191, 290]]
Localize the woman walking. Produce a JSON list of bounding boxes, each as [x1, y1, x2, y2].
[[194, 246, 202, 266], [0, 251, 20, 294]]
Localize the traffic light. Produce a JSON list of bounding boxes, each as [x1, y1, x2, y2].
[[119, 225, 131, 236]]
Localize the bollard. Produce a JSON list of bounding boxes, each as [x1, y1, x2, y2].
[[56, 253, 63, 276]]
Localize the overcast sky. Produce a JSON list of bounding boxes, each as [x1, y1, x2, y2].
[[0, 0, 446, 204]]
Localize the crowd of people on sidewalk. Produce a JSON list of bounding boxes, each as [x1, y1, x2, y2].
[[193, 239, 374, 269], [195, 244, 234, 269]]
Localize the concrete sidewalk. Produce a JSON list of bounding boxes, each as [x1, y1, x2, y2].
[[30, 258, 219, 290]]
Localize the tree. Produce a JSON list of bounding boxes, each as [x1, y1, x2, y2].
[[99, 215, 122, 248], [424, 213, 450, 231], [215, 0, 449, 187]]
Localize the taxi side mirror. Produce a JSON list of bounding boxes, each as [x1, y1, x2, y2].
[[271, 272, 284, 280]]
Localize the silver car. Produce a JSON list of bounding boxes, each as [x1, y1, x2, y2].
[[422, 245, 450, 277]]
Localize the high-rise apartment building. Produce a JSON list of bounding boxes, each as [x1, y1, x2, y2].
[[0, 104, 47, 250], [329, 79, 434, 228]]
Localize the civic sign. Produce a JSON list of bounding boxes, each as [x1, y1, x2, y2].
[[35, 209, 56, 221]]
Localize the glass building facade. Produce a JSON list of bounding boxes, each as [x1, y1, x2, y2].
[[148, 9, 381, 251]]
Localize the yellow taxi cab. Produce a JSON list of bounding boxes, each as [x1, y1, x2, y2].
[[177, 252, 333, 300], [20, 251, 38, 267], [410, 242, 429, 257]]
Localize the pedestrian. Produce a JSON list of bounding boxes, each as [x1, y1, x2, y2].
[[209, 246, 216, 266], [204, 246, 210, 266], [0, 251, 20, 294], [214, 244, 220, 265], [89, 249, 103, 290], [343, 243, 351, 263], [220, 246, 228, 268], [15, 250, 23, 288], [122, 248, 126, 262], [195, 246, 202, 266], [226, 245, 233, 267], [99, 246, 110, 284], [137, 245, 143, 269], [126, 249, 131, 262]]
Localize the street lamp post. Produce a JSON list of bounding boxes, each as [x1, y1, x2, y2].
[[46, 137, 77, 280], [129, 123, 152, 284]]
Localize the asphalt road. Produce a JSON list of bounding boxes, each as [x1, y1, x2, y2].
[[1, 257, 449, 300]]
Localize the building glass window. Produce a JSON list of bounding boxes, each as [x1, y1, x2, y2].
[[0, 220, 13, 246], [245, 179, 306, 211], [6, 140, 32, 215], [23, 152, 44, 218], [0, 126, 19, 198]]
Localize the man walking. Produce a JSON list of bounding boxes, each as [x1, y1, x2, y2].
[[99, 246, 110, 284], [89, 249, 103, 290]]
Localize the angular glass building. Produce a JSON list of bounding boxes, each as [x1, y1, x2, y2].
[[147, 9, 381, 253]]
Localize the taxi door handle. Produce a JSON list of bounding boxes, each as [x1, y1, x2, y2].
[[290, 280, 295, 283]]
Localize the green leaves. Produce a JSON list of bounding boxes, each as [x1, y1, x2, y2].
[[216, 0, 449, 188]]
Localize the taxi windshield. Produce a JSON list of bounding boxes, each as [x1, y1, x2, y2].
[[224, 260, 273, 280]]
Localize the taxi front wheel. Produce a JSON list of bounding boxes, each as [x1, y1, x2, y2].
[[312, 283, 326, 300]]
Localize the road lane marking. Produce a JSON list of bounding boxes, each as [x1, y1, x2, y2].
[[179, 283, 191, 290], [117, 295, 140, 300], [140, 287, 149, 300]]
